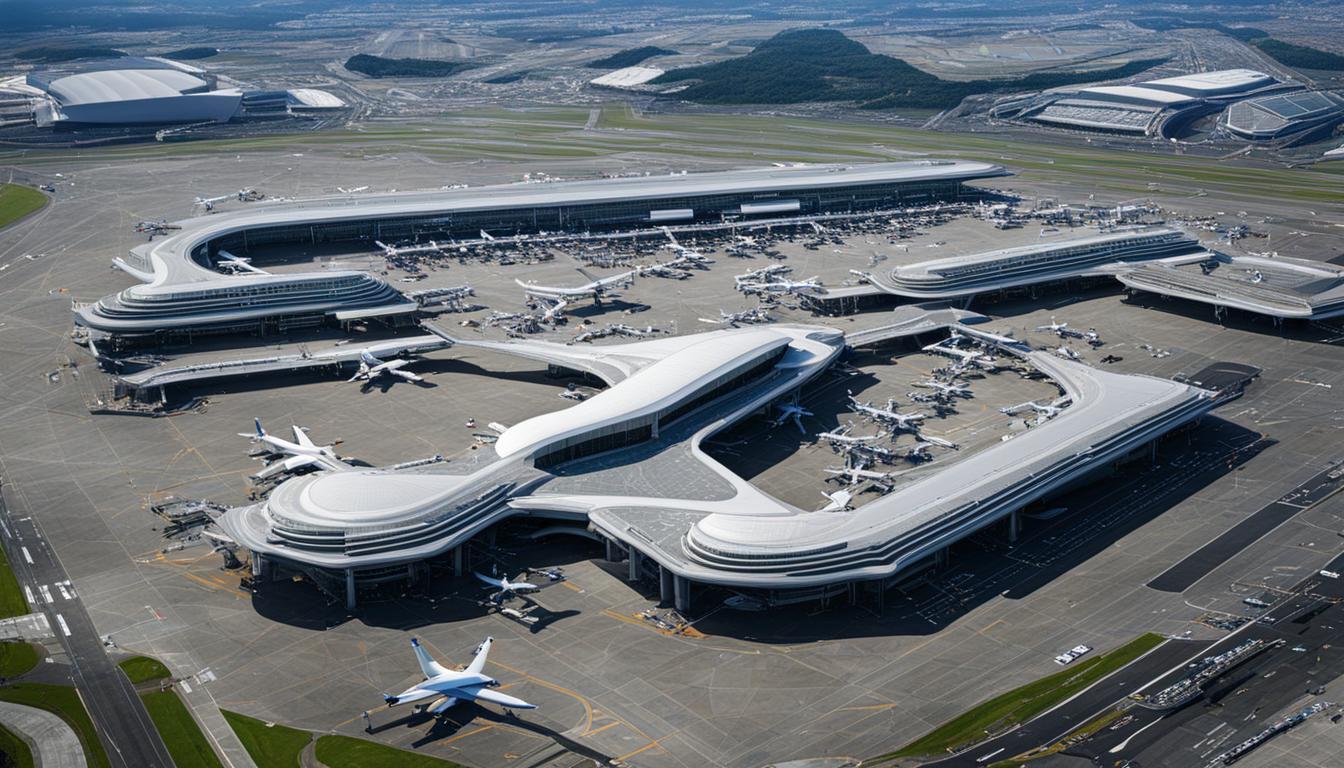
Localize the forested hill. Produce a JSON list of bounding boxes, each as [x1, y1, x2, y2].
[[651, 29, 1166, 110]]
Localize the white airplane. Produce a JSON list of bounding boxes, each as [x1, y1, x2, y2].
[[382, 637, 535, 715], [925, 343, 1001, 370], [817, 425, 886, 448], [698, 307, 771, 327], [349, 350, 424, 384], [825, 464, 895, 487], [193, 192, 232, 212], [817, 489, 853, 513], [660, 228, 714, 267], [771, 403, 813, 434], [1053, 346, 1080, 361], [918, 434, 959, 450], [474, 572, 539, 600], [516, 268, 634, 304], [216, 250, 269, 275], [912, 379, 972, 399], [1035, 317, 1069, 336], [739, 276, 823, 296], [1001, 395, 1072, 422], [337, 185, 369, 194], [239, 419, 351, 480], [847, 394, 925, 430], [734, 264, 791, 285], [538, 299, 568, 324]]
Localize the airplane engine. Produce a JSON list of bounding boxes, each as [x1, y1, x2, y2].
[[430, 697, 458, 716]]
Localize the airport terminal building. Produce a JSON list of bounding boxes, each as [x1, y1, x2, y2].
[[78, 160, 1008, 345], [217, 320, 1216, 612]]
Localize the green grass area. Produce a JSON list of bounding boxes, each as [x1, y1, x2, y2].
[[221, 710, 310, 768], [0, 721, 34, 768], [315, 734, 468, 768], [875, 633, 1165, 762], [0, 184, 47, 231], [118, 656, 171, 685], [4, 106, 1342, 206], [0, 683, 110, 768], [140, 690, 223, 768], [0, 642, 39, 678]]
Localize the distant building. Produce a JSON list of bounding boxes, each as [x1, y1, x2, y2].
[[1223, 91, 1344, 141], [993, 68, 1294, 139], [21, 56, 344, 128]]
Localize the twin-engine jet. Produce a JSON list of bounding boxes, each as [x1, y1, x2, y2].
[[349, 350, 424, 384], [383, 637, 536, 716], [239, 419, 351, 480]]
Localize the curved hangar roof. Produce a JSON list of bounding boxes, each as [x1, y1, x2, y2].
[[44, 69, 210, 105]]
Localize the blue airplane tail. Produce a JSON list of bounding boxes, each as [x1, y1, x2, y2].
[[254, 418, 265, 438]]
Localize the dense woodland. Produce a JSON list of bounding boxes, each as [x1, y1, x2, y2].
[[344, 54, 474, 78], [652, 30, 1165, 110], [586, 46, 677, 69]]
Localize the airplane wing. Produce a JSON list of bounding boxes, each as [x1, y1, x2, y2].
[[384, 686, 441, 706], [465, 685, 536, 710], [253, 454, 317, 480], [390, 369, 424, 383], [313, 455, 354, 473], [410, 638, 449, 679], [575, 267, 598, 284], [292, 426, 316, 448], [465, 636, 492, 675]]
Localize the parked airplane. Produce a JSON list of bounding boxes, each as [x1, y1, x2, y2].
[[239, 419, 351, 480], [771, 403, 813, 434], [382, 637, 536, 715], [216, 250, 269, 275], [349, 350, 424, 384], [516, 268, 634, 304], [734, 264, 791, 286], [918, 434, 959, 450], [698, 307, 771, 327], [925, 343, 1001, 371], [847, 394, 926, 431], [825, 464, 896, 488], [474, 572, 539, 601], [912, 379, 973, 399], [738, 276, 823, 296], [1053, 346, 1080, 361], [1001, 395, 1072, 423], [1035, 317, 1069, 336], [817, 425, 886, 449], [337, 185, 369, 194]]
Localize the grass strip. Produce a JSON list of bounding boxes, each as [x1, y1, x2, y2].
[[315, 733, 468, 768], [139, 690, 223, 768], [875, 632, 1165, 761], [221, 710, 310, 768], [0, 184, 47, 230], [0, 720, 34, 768], [118, 656, 171, 685]]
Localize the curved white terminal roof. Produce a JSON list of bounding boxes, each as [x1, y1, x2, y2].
[[1142, 69, 1276, 96], [115, 160, 1007, 291], [495, 329, 789, 458], [1078, 85, 1196, 106], [46, 69, 208, 105]]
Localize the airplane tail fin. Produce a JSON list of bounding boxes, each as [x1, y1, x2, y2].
[[254, 418, 265, 438], [410, 638, 448, 679]]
